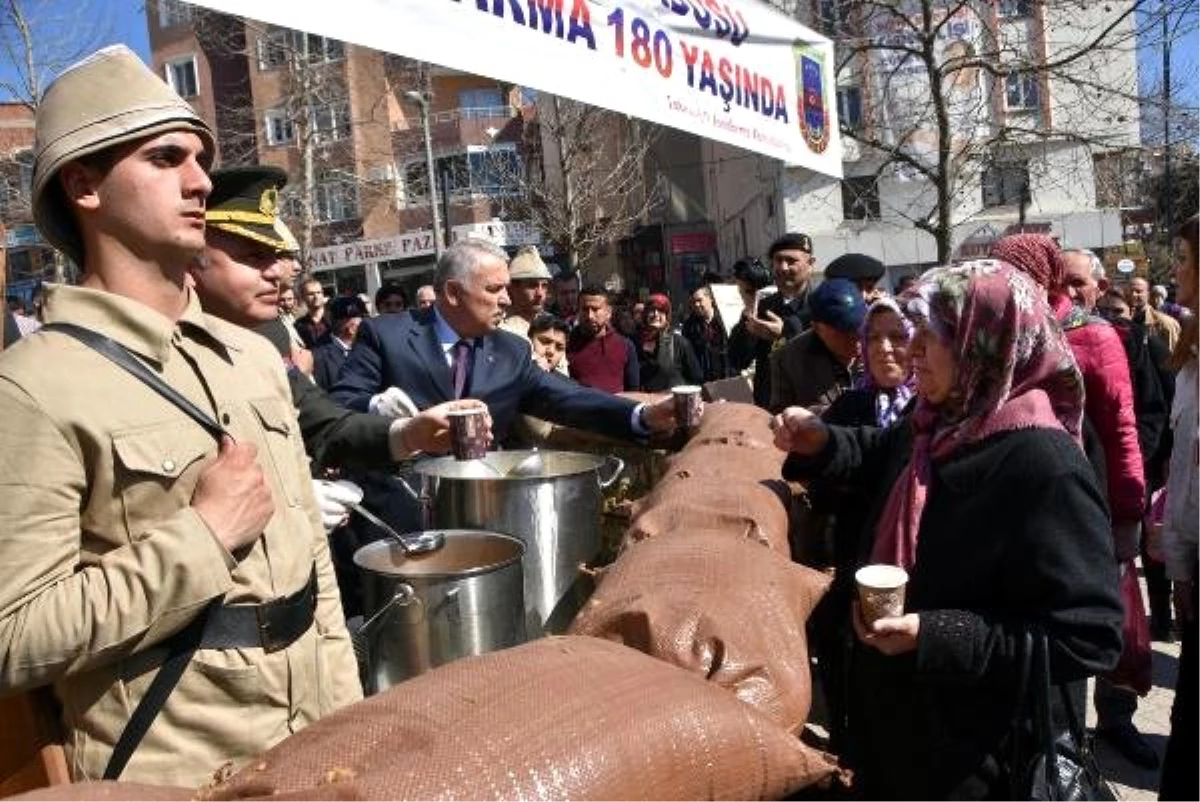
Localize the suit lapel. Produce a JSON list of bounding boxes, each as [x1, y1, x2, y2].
[[471, 335, 498, 397], [410, 313, 454, 401]]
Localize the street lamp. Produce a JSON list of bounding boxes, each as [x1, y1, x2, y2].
[[404, 89, 445, 258]]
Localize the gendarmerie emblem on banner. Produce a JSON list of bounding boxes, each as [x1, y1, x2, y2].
[[794, 42, 830, 154]]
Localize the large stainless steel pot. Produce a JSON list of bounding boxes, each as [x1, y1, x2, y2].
[[412, 450, 623, 637], [353, 530, 525, 693]]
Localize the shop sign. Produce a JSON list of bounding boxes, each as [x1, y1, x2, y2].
[[670, 231, 716, 254], [308, 230, 436, 271]]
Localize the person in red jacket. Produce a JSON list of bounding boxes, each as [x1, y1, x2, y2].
[[992, 234, 1158, 770]]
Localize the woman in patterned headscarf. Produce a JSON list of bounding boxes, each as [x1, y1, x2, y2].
[[803, 295, 918, 756], [773, 260, 1122, 799]]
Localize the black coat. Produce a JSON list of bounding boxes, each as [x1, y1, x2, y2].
[[636, 330, 702, 392], [785, 424, 1122, 799], [680, 313, 730, 382], [288, 368, 392, 473], [312, 339, 349, 392], [728, 289, 811, 408]]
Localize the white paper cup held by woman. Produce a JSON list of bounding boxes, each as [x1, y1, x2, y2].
[[855, 564, 909, 626]]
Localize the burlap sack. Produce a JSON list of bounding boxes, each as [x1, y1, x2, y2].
[[201, 637, 835, 801], [668, 437, 784, 477], [8, 782, 194, 800], [570, 531, 829, 734], [625, 471, 791, 554], [691, 401, 775, 441]]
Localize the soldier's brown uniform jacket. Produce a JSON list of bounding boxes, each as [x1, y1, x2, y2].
[[0, 284, 361, 786]]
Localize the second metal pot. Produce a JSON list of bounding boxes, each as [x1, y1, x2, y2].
[[353, 530, 525, 693], [412, 450, 623, 637]]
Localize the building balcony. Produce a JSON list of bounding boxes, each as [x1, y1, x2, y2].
[[393, 105, 527, 151]]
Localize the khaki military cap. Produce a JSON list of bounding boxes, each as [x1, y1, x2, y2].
[[508, 245, 551, 281], [32, 44, 215, 265], [206, 165, 293, 252]]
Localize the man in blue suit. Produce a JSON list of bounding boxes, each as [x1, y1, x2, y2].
[[331, 238, 679, 442]]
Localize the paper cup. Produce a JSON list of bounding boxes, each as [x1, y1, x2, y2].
[[671, 385, 703, 429], [447, 407, 489, 461], [855, 564, 908, 627]]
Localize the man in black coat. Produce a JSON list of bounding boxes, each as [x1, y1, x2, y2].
[[313, 295, 368, 391], [728, 232, 817, 408]]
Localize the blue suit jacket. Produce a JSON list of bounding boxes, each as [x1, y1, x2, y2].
[[330, 307, 638, 442]]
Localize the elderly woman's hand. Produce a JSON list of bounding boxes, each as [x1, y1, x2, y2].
[[852, 602, 920, 656], [771, 406, 829, 454]]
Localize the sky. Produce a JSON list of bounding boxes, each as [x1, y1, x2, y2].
[[3, 0, 1198, 146]]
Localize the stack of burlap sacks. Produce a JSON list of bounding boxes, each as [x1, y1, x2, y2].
[[14, 404, 836, 802]]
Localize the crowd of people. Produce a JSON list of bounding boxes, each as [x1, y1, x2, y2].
[[0, 43, 1193, 802]]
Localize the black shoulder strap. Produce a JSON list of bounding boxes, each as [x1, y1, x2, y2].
[[42, 322, 229, 440], [41, 321, 226, 779]]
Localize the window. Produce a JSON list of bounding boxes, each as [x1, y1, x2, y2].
[[257, 28, 344, 71], [997, 0, 1031, 18], [312, 101, 351, 143], [15, 149, 33, 198], [468, 147, 521, 194], [818, 0, 852, 36], [164, 56, 199, 98], [458, 88, 506, 118], [841, 175, 880, 220], [156, 0, 193, 28], [1093, 151, 1143, 209], [314, 175, 358, 222], [981, 160, 1030, 207], [837, 87, 863, 131], [403, 161, 429, 202], [264, 110, 295, 146], [1005, 73, 1039, 109], [402, 147, 521, 204]]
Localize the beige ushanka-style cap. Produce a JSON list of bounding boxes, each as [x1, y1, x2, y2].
[[32, 44, 215, 264]]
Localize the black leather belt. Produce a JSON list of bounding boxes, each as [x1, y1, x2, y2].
[[200, 568, 317, 653]]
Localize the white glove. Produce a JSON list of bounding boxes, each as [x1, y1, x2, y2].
[[313, 479, 364, 533], [369, 386, 421, 419]]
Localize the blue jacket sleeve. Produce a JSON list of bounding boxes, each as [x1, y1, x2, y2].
[[519, 357, 640, 440]]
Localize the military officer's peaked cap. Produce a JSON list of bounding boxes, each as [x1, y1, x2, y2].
[[206, 165, 293, 251]]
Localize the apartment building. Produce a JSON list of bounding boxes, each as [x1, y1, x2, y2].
[[693, 0, 1144, 284], [0, 103, 65, 302], [147, 0, 541, 300]]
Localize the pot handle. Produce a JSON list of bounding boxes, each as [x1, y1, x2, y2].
[[359, 583, 422, 632], [597, 454, 625, 489]]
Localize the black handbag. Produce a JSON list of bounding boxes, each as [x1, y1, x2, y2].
[[1008, 627, 1117, 801]]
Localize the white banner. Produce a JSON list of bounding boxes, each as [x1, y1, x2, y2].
[[183, 0, 842, 177]]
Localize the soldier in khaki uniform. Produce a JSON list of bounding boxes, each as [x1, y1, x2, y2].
[[0, 45, 361, 786]]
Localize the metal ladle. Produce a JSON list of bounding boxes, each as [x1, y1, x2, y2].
[[348, 500, 445, 555]]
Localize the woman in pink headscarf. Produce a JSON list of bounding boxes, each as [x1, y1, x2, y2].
[[773, 260, 1122, 799]]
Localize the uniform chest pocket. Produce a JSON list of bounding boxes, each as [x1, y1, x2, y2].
[[111, 421, 216, 542], [249, 397, 305, 506]]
